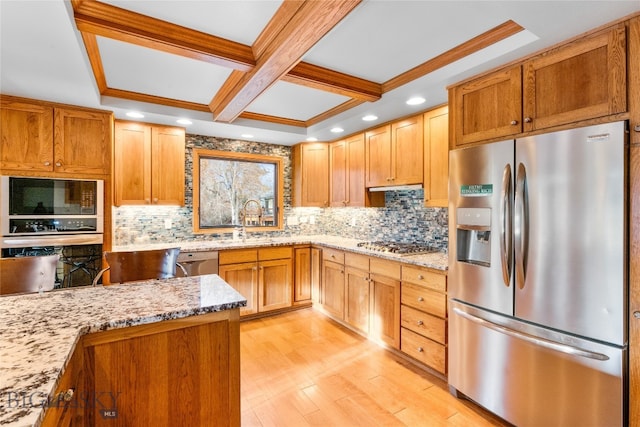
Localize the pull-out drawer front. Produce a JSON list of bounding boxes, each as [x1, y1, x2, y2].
[[370, 258, 401, 280], [219, 249, 258, 265], [401, 265, 446, 292], [258, 246, 292, 261], [401, 305, 446, 344], [345, 252, 369, 270], [322, 247, 345, 264], [401, 282, 446, 318], [401, 327, 446, 374]]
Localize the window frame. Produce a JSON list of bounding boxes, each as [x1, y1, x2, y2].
[[192, 148, 284, 234]]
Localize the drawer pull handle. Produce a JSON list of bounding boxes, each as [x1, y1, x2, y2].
[[417, 347, 424, 353], [57, 388, 74, 402], [417, 274, 424, 280], [417, 320, 424, 326], [417, 297, 424, 302]]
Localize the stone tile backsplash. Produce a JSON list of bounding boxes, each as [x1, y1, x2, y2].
[[113, 134, 448, 251]]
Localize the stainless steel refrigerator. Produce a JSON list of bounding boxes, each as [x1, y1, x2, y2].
[[448, 121, 628, 426]]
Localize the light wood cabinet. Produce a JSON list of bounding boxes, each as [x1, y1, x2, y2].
[[344, 253, 371, 334], [630, 16, 640, 146], [365, 115, 423, 188], [451, 24, 627, 147], [41, 343, 84, 427], [423, 106, 449, 208], [369, 258, 401, 349], [219, 247, 292, 316], [114, 121, 185, 206], [522, 24, 626, 132], [321, 248, 345, 318], [330, 133, 384, 207], [0, 97, 111, 176], [400, 265, 448, 374], [82, 310, 240, 427], [310, 247, 322, 304], [292, 142, 329, 207], [294, 246, 312, 303]]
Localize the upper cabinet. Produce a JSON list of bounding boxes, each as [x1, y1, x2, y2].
[[330, 133, 384, 207], [114, 121, 185, 206], [631, 16, 640, 146], [423, 105, 449, 208], [0, 96, 111, 177], [292, 142, 329, 207], [450, 24, 627, 147], [365, 115, 423, 188]]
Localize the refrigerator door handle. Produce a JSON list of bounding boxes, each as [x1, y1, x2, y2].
[[499, 164, 513, 287], [514, 162, 529, 289], [452, 307, 610, 361]]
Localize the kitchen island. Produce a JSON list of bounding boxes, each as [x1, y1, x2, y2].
[[0, 275, 246, 427]]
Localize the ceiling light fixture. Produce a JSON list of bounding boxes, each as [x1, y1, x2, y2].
[[406, 97, 426, 106], [176, 118, 192, 125], [306, 137, 318, 142], [330, 127, 344, 133], [362, 115, 378, 122], [126, 111, 145, 118]]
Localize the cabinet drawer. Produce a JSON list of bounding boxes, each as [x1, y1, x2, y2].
[[259, 246, 292, 261], [370, 258, 400, 280], [219, 249, 257, 265], [401, 282, 446, 318], [401, 305, 446, 344], [323, 247, 345, 264], [401, 327, 446, 374], [402, 265, 446, 292], [345, 252, 369, 270]]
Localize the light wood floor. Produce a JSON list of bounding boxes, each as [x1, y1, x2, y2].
[[239, 308, 510, 427]]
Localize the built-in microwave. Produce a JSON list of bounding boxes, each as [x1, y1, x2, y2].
[[1, 176, 104, 236]]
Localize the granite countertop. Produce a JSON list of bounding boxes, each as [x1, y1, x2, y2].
[[114, 235, 449, 271], [0, 275, 246, 427]]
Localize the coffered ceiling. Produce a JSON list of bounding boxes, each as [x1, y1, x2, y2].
[[1, 1, 638, 145]]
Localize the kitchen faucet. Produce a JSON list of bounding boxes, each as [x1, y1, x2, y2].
[[241, 199, 262, 242]]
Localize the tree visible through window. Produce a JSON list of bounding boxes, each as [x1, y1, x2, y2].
[[193, 149, 283, 232]]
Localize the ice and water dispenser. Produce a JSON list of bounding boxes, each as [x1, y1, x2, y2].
[[455, 208, 491, 267]]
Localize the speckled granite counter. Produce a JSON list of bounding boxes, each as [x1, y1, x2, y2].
[[114, 235, 449, 271], [0, 275, 246, 427]]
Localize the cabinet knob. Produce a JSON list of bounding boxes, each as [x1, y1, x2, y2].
[[634, 311, 640, 319], [330, 254, 335, 258], [153, 198, 158, 203], [145, 198, 150, 204], [44, 161, 51, 166], [417, 347, 424, 353], [417, 320, 424, 326], [634, 125, 640, 132], [417, 274, 424, 280], [55, 161, 62, 167], [57, 388, 74, 402], [510, 120, 518, 126], [524, 117, 532, 123], [252, 266, 258, 271], [417, 296, 424, 302]]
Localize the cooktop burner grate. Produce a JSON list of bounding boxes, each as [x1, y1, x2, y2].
[[356, 241, 439, 255]]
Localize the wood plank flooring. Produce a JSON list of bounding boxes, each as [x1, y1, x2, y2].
[[240, 308, 510, 426]]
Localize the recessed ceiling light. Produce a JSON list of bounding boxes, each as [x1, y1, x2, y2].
[[406, 97, 426, 106], [176, 118, 192, 125], [330, 127, 344, 133], [362, 115, 378, 122], [306, 137, 318, 142], [241, 134, 254, 139], [126, 111, 145, 118]]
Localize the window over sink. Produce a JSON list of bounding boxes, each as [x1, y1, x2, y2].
[[193, 149, 284, 233]]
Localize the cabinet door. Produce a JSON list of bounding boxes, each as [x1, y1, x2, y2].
[[292, 143, 329, 207], [54, 108, 111, 175], [329, 139, 347, 207], [0, 100, 53, 172], [151, 126, 185, 205], [365, 125, 391, 187], [294, 247, 311, 302], [311, 247, 322, 303], [219, 262, 258, 316], [391, 115, 423, 185], [453, 66, 522, 146], [322, 260, 345, 319], [114, 121, 151, 206], [523, 25, 626, 132], [630, 17, 640, 146], [41, 343, 84, 427], [370, 273, 400, 349], [345, 266, 371, 334], [259, 258, 292, 312], [423, 106, 449, 207]]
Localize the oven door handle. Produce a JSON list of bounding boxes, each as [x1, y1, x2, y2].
[[1, 234, 103, 248]]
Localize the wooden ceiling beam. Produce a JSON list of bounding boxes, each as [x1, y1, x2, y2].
[[210, 0, 362, 123], [103, 88, 212, 113]]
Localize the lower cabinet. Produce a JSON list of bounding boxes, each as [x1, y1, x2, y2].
[[321, 248, 345, 319], [369, 258, 401, 349], [344, 253, 371, 334], [400, 265, 448, 374], [41, 342, 84, 427], [219, 247, 292, 317], [294, 245, 312, 304]]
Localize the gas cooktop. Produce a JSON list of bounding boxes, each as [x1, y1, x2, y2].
[[356, 241, 439, 256]]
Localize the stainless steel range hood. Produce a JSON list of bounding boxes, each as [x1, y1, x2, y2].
[[368, 184, 423, 192]]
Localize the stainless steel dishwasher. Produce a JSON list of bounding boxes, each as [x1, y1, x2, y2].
[[176, 250, 219, 277]]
